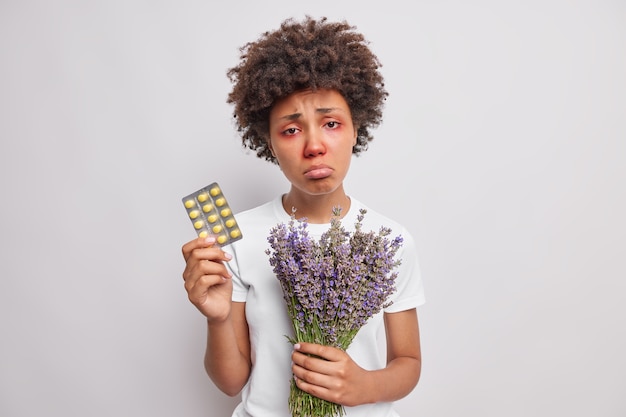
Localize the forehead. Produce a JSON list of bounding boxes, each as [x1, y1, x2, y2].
[[270, 88, 351, 116]]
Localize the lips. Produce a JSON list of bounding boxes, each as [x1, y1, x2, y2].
[[304, 164, 333, 179]]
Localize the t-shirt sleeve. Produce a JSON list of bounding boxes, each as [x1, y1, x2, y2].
[[383, 228, 426, 313]]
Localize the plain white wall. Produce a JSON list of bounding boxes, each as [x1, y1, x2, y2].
[[1, 1, 624, 416]]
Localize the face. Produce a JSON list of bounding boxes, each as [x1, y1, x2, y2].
[[268, 88, 357, 199]]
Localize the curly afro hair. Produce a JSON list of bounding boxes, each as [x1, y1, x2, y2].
[[226, 16, 388, 164]]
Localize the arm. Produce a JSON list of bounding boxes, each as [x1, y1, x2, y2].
[[378, 308, 422, 401], [291, 308, 421, 406], [204, 301, 251, 396], [182, 237, 252, 396]]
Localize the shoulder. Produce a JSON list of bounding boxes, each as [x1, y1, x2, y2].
[[229, 196, 284, 245], [235, 196, 283, 223], [236, 199, 275, 220]]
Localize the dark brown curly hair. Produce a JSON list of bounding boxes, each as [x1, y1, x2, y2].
[[226, 16, 388, 164]]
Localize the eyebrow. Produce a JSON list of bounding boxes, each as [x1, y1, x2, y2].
[[280, 107, 342, 121]]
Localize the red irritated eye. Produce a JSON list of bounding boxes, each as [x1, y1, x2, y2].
[[325, 121, 340, 129]]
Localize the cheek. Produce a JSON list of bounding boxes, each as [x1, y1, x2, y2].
[[336, 146, 354, 170], [272, 149, 295, 169]]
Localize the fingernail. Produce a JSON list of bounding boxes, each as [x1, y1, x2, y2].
[[205, 237, 216, 244], [293, 343, 301, 350], [223, 252, 232, 260]]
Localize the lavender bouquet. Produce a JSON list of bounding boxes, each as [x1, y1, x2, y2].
[[266, 207, 403, 417]]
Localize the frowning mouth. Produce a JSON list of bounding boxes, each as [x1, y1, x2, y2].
[[304, 164, 333, 179]]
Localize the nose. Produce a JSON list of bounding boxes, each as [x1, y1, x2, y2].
[[303, 129, 326, 157]]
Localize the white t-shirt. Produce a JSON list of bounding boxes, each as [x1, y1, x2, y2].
[[226, 196, 425, 417]]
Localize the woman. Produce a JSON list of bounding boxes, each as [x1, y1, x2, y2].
[[181, 16, 425, 416]]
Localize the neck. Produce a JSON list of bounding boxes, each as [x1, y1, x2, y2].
[[281, 187, 351, 224]]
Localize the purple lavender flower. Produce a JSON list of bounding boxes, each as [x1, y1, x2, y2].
[[266, 208, 403, 417]]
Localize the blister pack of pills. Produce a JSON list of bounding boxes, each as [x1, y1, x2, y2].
[[181, 182, 243, 246]]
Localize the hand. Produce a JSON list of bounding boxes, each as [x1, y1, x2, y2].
[[291, 342, 374, 407], [181, 236, 234, 323]]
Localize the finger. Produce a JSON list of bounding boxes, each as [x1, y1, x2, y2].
[[291, 349, 339, 379], [182, 244, 233, 282], [181, 236, 219, 261], [291, 355, 332, 389], [293, 342, 342, 362], [185, 273, 229, 300], [183, 254, 232, 284], [293, 372, 333, 400]]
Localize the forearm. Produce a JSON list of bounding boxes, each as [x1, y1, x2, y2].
[[365, 355, 421, 403], [363, 309, 422, 404], [204, 318, 251, 396]]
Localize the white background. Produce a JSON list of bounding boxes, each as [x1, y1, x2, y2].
[[1, 1, 625, 416]]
